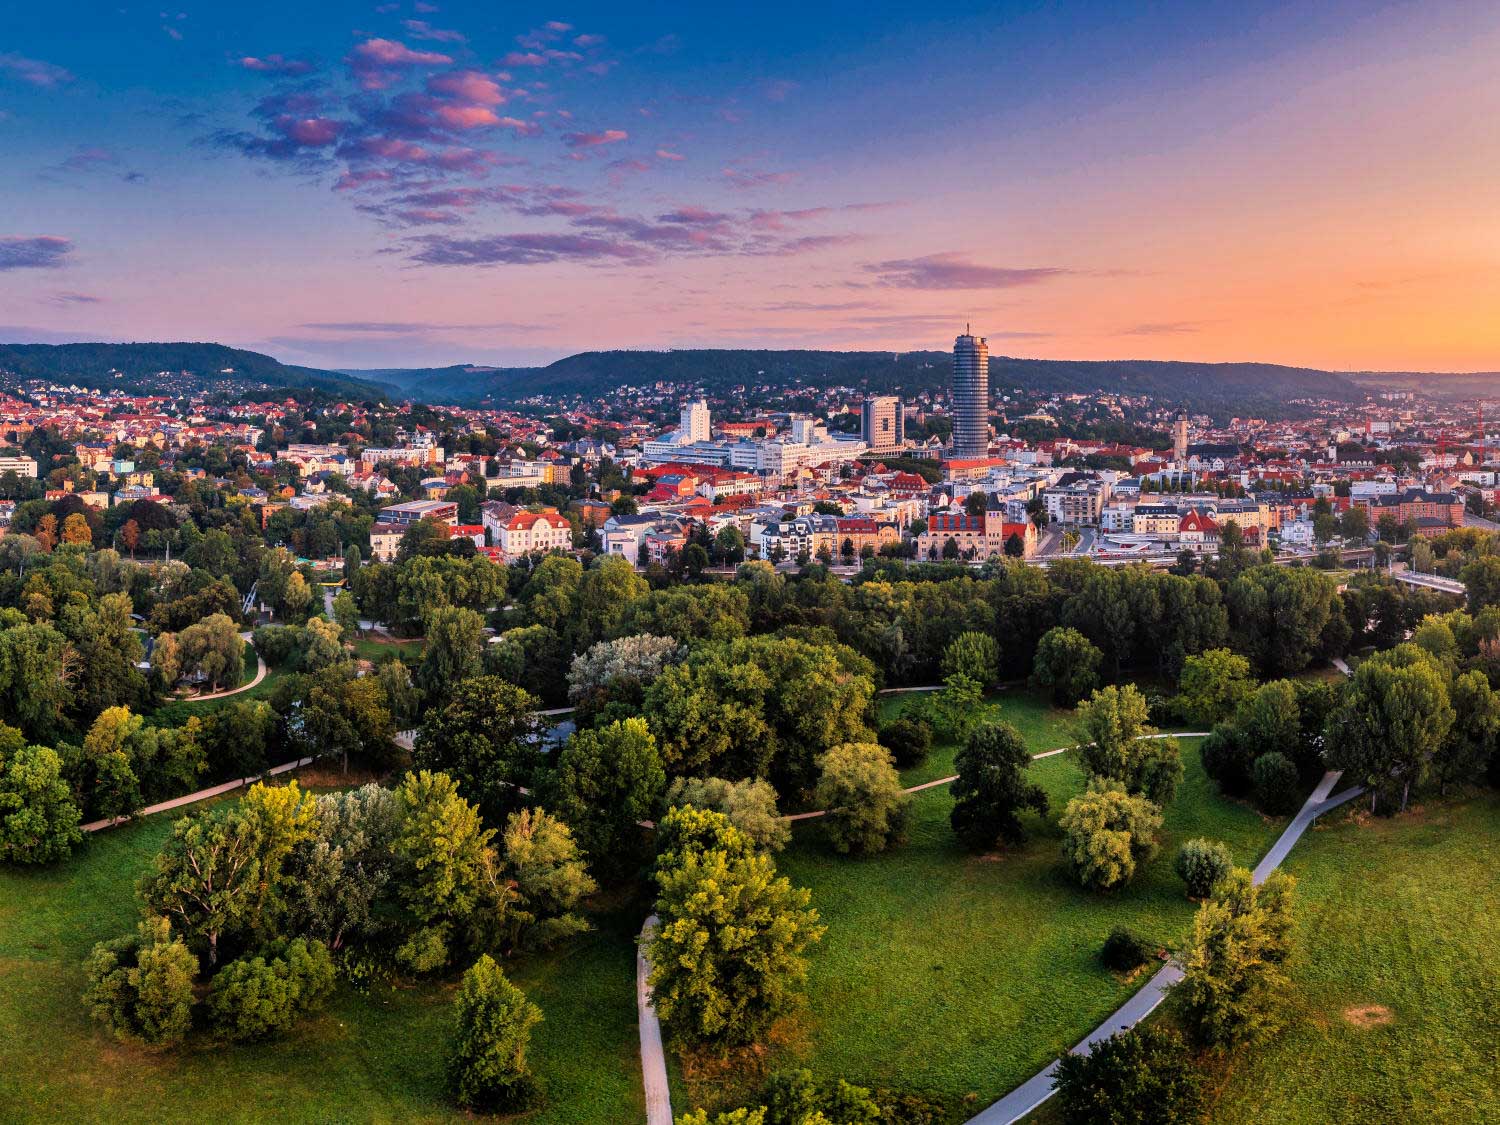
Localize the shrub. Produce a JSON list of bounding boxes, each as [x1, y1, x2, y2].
[[206, 937, 335, 1041], [1175, 838, 1233, 899], [1054, 1025, 1204, 1125], [82, 915, 198, 1046], [1100, 927, 1153, 972], [813, 741, 910, 855], [1252, 752, 1300, 815], [446, 954, 543, 1112], [879, 716, 932, 770]]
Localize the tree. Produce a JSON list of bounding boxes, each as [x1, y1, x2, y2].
[[949, 722, 1049, 851], [414, 676, 540, 826], [119, 518, 141, 558], [1176, 867, 1296, 1048], [813, 741, 909, 855], [301, 616, 345, 671], [419, 605, 486, 696], [331, 589, 361, 639], [1032, 627, 1102, 706], [648, 808, 825, 1048], [566, 633, 680, 724], [879, 715, 932, 769], [301, 663, 396, 771], [1251, 752, 1299, 815], [941, 630, 1001, 687], [1059, 780, 1162, 891], [82, 915, 198, 1046], [1076, 685, 1183, 806], [446, 954, 543, 1113], [552, 717, 665, 877], [491, 808, 596, 952], [392, 769, 493, 972], [1325, 644, 1454, 812], [281, 784, 402, 952], [1175, 648, 1254, 727], [1053, 1025, 1204, 1125], [175, 613, 245, 691], [61, 511, 92, 546], [1438, 668, 1500, 792], [1340, 505, 1370, 541], [1175, 837, 1233, 899], [1462, 555, 1500, 614], [0, 742, 83, 864], [205, 937, 335, 1041], [664, 776, 789, 853], [343, 544, 361, 583], [573, 555, 650, 649], [930, 671, 985, 742], [1227, 566, 1336, 676]]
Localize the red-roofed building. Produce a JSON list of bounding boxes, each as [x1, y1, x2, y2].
[[1177, 508, 1219, 546], [497, 509, 572, 559]]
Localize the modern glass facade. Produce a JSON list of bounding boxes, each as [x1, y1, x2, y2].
[[951, 332, 989, 459]]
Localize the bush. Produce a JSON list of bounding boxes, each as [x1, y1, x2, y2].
[[1252, 752, 1300, 815], [1175, 838, 1233, 899], [82, 916, 198, 1046], [1054, 1025, 1204, 1125], [447, 954, 543, 1112], [814, 742, 910, 855], [1100, 927, 1153, 972], [879, 716, 932, 769], [206, 937, 336, 1041], [941, 631, 1001, 687]]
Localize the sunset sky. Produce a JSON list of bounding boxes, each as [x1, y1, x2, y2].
[[3, 1, 1498, 370]]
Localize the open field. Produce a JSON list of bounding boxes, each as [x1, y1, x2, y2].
[[672, 739, 1287, 1117], [879, 687, 1081, 786], [0, 810, 644, 1125], [1203, 792, 1500, 1124]]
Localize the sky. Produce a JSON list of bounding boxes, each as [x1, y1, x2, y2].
[[2, 0, 1499, 371]]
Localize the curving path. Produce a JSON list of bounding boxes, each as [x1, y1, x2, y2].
[[967, 769, 1365, 1125], [173, 632, 266, 702], [637, 916, 674, 1125], [80, 754, 316, 832]]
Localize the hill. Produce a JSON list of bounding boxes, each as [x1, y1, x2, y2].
[[0, 342, 388, 399], [358, 350, 1375, 415]]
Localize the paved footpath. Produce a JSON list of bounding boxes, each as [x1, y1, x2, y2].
[[966, 769, 1365, 1125], [637, 916, 674, 1125]]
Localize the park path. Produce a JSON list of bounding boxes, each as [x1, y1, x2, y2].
[[966, 769, 1365, 1125], [80, 754, 316, 832], [637, 916, 674, 1125], [171, 631, 266, 702]]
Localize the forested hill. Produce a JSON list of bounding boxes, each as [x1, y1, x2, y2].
[[0, 342, 387, 399], [347, 350, 1374, 413]]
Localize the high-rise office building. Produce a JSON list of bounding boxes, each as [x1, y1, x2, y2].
[[861, 395, 904, 450], [951, 329, 989, 459], [679, 399, 711, 444]]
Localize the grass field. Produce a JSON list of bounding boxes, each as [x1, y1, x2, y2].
[[0, 811, 644, 1125], [879, 687, 1082, 786], [672, 739, 1286, 1117], [1201, 792, 1500, 1124]]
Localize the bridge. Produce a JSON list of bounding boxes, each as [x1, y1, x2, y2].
[[1393, 569, 1467, 596]]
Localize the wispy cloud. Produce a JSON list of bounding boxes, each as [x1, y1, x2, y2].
[[236, 54, 316, 76], [408, 232, 651, 266], [1113, 320, 1209, 336], [402, 20, 466, 44], [562, 128, 627, 148], [0, 52, 73, 88], [49, 291, 101, 305], [347, 38, 453, 90], [867, 252, 1070, 290], [0, 236, 73, 270]]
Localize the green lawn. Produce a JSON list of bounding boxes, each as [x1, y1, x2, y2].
[[351, 634, 427, 664], [1202, 792, 1500, 1124], [880, 687, 1082, 785], [673, 739, 1285, 1117], [0, 813, 644, 1125]]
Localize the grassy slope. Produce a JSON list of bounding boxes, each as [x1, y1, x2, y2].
[[674, 739, 1283, 1115], [1204, 793, 1500, 1124], [0, 813, 643, 1125]]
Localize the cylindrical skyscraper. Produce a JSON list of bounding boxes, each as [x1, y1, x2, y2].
[[951, 329, 989, 459]]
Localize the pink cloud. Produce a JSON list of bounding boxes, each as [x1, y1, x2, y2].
[[425, 69, 507, 105], [563, 128, 627, 147], [236, 54, 315, 76], [333, 168, 394, 191], [655, 148, 684, 161], [402, 20, 466, 44], [0, 52, 73, 88], [348, 38, 453, 90]]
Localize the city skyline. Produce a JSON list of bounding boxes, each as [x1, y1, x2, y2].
[[3, 2, 1500, 371]]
